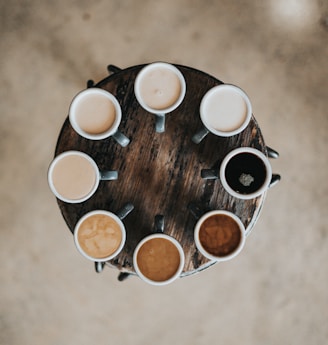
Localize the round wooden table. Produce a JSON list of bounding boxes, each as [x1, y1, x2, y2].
[[54, 63, 272, 279]]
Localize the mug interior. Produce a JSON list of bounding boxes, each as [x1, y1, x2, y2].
[[220, 147, 272, 200], [69, 88, 122, 140], [194, 210, 246, 262], [74, 210, 126, 262], [48, 151, 100, 203], [133, 233, 185, 285], [200, 84, 252, 137], [134, 62, 186, 114]]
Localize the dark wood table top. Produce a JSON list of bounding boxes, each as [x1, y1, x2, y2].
[[54, 64, 268, 278]]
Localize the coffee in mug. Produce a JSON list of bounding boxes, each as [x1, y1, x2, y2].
[[194, 210, 246, 262], [48, 151, 117, 203], [133, 233, 185, 286], [74, 210, 127, 262], [69, 88, 130, 146], [220, 147, 272, 199], [192, 84, 252, 143], [134, 62, 186, 132]]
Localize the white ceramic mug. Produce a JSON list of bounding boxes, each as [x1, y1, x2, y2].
[[194, 210, 246, 262], [134, 62, 186, 133], [219, 147, 272, 200], [69, 88, 130, 146], [74, 204, 134, 263], [133, 215, 185, 286], [192, 84, 252, 143], [48, 150, 118, 203]]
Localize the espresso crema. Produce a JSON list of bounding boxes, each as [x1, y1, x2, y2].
[[199, 214, 241, 257], [139, 67, 182, 110]]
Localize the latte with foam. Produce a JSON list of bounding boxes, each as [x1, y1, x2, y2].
[[134, 63, 186, 114], [77, 213, 123, 259], [138, 67, 182, 110]]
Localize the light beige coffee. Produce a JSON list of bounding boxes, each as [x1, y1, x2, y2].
[[77, 213, 123, 259], [138, 67, 182, 110], [75, 92, 116, 135], [51, 153, 97, 201], [136, 237, 181, 282], [203, 87, 247, 132]]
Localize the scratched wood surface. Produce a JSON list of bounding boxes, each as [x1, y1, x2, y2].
[[54, 64, 267, 276]]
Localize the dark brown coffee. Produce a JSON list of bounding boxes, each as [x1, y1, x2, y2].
[[136, 237, 181, 282], [224, 152, 266, 195], [199, 214, 241, 257]]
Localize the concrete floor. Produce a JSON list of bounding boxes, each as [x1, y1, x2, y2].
[[1, 1, 328, 344]]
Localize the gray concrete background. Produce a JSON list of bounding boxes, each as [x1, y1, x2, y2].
[[1, 1, 327, 344]]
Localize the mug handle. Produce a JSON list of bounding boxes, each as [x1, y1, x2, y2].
[[95, 261, 105, 273], [269, 174, 281, 188], [154, 215, 165, 233], [155, 114, 166, 133], [201, 168, 218, 180], [112, 130, 130, 147], [192, 126, 209, 144], [116, 203, 134, 220], [266, 146, 281, 188], [100, 170, 118, 180], [187, 202, 208, 220], [266, 146, 279, 159]]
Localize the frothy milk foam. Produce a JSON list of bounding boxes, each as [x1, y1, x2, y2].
[[51, 154, 97, 200], [77, 214, 122, 259], [139, 67, 182, 110], [203, 88, 247, 132], [75, 93, 116, 134]]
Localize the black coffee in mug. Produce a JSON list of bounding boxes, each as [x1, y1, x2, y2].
[[224, 152, 267, 195]]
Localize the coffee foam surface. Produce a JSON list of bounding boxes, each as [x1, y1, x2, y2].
[[203, 89, 247, 132], [77, 214, 122, 259], [136, 238, 180, 282], [139, 67, 182, 110]]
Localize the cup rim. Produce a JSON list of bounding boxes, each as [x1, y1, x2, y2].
[[134, 62, 186, 115], [133, 233, 185, 286], [69, 88, 122, 140], [219, 147, 272, 200], [200, 84, 252, 137], [194, 210, 246, 262], [74, 210, 126, 262], [47, 150, 100, 203]]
